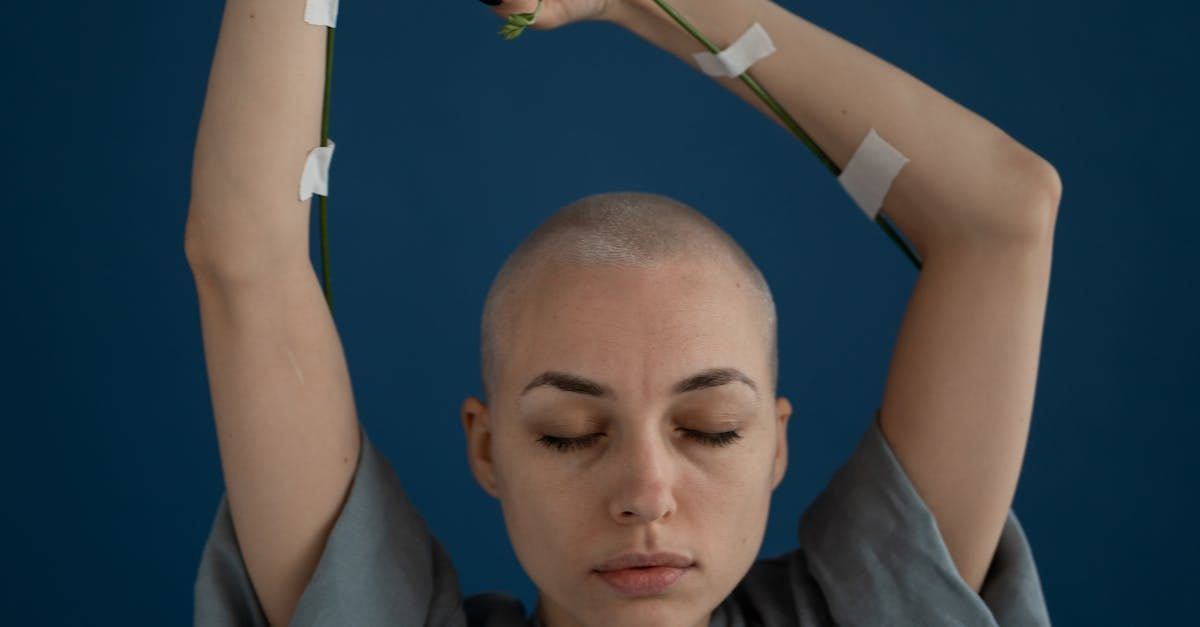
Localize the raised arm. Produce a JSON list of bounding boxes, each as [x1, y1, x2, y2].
[[184, 1, 360, 624], [605, 0, 1061, 592]]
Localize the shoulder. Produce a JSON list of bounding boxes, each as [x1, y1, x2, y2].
[[795, 410, 1050, 625], [195, 426, 471, 627]]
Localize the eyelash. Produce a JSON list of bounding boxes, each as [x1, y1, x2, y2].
[[536, 430, 743, 453]]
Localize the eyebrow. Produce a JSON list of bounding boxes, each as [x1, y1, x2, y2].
[[519, 367, 759, 400]]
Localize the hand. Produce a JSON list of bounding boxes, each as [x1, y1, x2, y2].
[[479, 0, 630, 32]]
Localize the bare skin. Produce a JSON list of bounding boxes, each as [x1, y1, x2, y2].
[[486, 0, 1062, 600], [186, 3, 359, 626], [186, 1, 1059, 625], [463, 255, 792, 627]]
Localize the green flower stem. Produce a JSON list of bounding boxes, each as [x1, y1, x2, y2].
[[319, 25, 336, 312], [647, 0, 922, 270]]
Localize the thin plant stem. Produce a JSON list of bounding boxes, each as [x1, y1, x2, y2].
[[647, 0, 922, 270], [319, 25, 336, 312]]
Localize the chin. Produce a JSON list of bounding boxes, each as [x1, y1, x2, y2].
[[585, 599, 706, 627]]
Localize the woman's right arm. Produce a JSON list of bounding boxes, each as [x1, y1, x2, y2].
[[184, 2, 360, 625]]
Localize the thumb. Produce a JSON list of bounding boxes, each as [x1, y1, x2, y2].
[[478, 0, 541, 14], [478, 0, 590, 33]]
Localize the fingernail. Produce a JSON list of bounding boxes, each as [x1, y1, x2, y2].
[[479, 0, 503, 5]]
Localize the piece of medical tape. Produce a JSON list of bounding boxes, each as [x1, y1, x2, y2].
[[304, 0, 339, 27], [299, 139, 335, 201], [837, 128, 909, 220], [693, 22, 776, 78]]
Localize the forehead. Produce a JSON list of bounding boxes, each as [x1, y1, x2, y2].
[[502, 256, 768, 402]]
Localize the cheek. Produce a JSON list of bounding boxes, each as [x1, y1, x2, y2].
[[503, 466, 591, 530], [682, 441, 777, 557], [689, 455, 772, 525], [492, 441, 598, 568], [493, 431, 592, 506]]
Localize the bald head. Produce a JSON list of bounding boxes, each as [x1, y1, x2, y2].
[[479, 191, 778, 404]]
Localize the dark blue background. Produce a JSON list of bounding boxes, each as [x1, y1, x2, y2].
[[5, 0, 1195, 623]]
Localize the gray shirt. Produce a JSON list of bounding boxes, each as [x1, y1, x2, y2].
[[194, 410, 1051, 626]]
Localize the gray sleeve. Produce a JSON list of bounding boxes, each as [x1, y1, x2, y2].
[[193, 426, 468, 627], [798, 409, 1051, 626]]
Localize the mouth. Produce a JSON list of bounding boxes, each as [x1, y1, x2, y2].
[[594, 551, 694, 572], [593, 565, 692, 596]]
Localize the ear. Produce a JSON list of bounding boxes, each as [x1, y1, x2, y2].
[[771, 396, 792, 491], [461, 396, 501, 499]]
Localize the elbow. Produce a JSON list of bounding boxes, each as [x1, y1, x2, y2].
[[981, 152, 1062, 249], [919, 147, 1063, 256], [1016, 158, 1062, 246]]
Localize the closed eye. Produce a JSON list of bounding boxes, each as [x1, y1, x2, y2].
[[536, 429, 742, 453]]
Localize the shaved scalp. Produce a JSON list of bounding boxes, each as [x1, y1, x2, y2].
[[479, 191, 778, 404]]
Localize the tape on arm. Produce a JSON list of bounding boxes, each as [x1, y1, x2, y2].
[[298, 0, 338, 200], [299, 139, 335, 201], [304, 0, 339, 27], [693, 22, 776, 77], [837, 128, 910, 220]]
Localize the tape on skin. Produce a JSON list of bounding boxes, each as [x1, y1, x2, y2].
[[304, 0, 339, 27], [837, 128, 910, 220], [299, 139, 335, 201], [693, 22, 776, 78]]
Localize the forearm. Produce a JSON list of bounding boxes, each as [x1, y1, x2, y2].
[[613, 0, 1060, 255], [185, 0, 328, 279]]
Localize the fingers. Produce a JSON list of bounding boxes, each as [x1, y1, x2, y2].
[[477, 0, 606, 34], [479, 0, 562, 34], [479, 0, 541, 14]]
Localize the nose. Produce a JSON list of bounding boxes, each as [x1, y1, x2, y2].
[[608, 432, 678, 524]]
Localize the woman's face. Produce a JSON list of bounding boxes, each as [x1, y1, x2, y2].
[[462, 256, 791, 627]]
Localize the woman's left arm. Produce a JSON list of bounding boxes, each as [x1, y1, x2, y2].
[[611, 0, 1061, 592]]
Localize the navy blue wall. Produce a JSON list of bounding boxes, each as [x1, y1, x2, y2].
[[5, 0, 1195, 623]]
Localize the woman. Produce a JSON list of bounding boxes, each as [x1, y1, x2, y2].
[[186, 1, 1061, 625]]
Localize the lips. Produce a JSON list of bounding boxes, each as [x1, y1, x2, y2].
[[592, 552, 695, 597], [595, 565, 689, 596], [594, 551, 694, 572]]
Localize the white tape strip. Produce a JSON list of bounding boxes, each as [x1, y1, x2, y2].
[[304, 0, 339, 28], [693, 22, 776, 78], [837, 128, 909, 220], [299, 139, 335, 201]]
